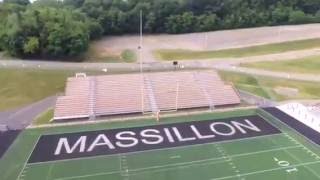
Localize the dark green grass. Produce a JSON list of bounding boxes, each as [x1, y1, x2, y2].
[[155, 38, 320, 60], [1, 109, 320, 180]]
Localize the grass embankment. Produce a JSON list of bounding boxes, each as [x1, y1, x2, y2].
[[0, 69, 148, 111], [241, 55, 320, 74], [85, 44, 136, 63], [219, 71, 320, 101], [0, 69, 73, 111], [33, 108, 54, 125], [155, 38, 320, 60]]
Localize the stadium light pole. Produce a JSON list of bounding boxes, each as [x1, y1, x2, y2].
[[139, 10, 143, 74], [175, 81, 180, 111], [139, 10, 144, 113]]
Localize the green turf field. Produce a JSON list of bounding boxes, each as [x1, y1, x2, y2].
[[1, 109, 320, 180]]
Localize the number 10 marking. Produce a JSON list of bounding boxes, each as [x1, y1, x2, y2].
[[273, 157, 298, 173]]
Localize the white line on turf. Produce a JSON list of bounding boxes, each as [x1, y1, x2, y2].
[[214, 144, 242, 179], [210, 160, 320, 180], [55, 170, 122, 180], [28, 133, 285, 166], [282, 133, 320, 178], [16, 136, 40, 180], [262, 110, 320, 149], [53, 145, 302, 180], [170, 155, 181, 159], [118, 145, 301, 173]]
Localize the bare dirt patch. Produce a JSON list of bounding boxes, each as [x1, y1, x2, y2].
[[274, 86, 299, 97]]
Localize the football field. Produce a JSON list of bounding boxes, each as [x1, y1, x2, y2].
[[1, 108, 320, 180]]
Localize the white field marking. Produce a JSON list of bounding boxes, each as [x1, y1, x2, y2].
[[128, 158, 231, 176], [211, 160, 320, 180], [124, 145, 301, 173], [283, 133, 320, 159], [45, 163, 55, 180], [53, 145, 301, 180], [28, 133, 285, 166], [118, 155, 122, 173], [262, 110, 320, 149], [16, 136, 41, 180], [282, 133, 320, 178], [54, 170, 122, 180], [215, 144, 241, 178], [54, 159, 230, 180], [170, 155, 181, 159]]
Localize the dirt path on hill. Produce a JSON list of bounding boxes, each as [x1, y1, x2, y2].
[[95, 24, 320, 62]]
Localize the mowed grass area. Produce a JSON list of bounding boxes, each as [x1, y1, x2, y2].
[[32, 108, 54, 125], [85, 44, 136, 63], [0, 69, 119, 111], [155, 38, 320, 60], [0, 69, 73, 111], [219, 71, 320, 101], [241, 55, 320, 74], [1, 109, 320, 180]]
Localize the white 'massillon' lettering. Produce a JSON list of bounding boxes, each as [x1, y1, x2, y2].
[[53, 119, 263, 155]]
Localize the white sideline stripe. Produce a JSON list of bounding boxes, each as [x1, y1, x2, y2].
[[282, 133, 320, 179], [262, 109, 320, 148], [123, 145, 301, 173], [53, 145, 301, 180], [16, 136, 40, 180], [56, 158, 230, 180], [211, 160, 320, 180], [54, 170, 121, 180], [170, 155, 181, 159], [28, 133, 284, 165]]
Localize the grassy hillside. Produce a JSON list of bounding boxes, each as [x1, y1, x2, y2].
[[219, 71, 320, 101], [240, 55, 320, 74], [155, 38, 320, 60]]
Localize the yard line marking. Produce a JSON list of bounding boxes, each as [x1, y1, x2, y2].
[[54, 170, 122, 180], [127, 145, 301, 173], [214, 144, 242, 178], [53, 145, 301, 180], [282, 133, 320, 178], [170, 155, 181, 159], [16, 136, 40, 180], [129, 158, 231, 175], [211, 160, 320, 180], [28, 133, 285, 165], [262, 110, 320, 148]]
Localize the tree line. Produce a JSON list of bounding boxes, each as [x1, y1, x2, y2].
[[0, 0, 320, 60]]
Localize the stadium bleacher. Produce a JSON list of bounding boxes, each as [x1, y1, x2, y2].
[[53, 71, 241, 121]]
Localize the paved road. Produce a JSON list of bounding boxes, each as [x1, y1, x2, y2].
[[0, 96, 57, 130], [1, 53, 320, 83], [1, 24, 320, 128]]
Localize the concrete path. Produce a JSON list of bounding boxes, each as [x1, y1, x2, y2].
[[0, 96, 57, 129]]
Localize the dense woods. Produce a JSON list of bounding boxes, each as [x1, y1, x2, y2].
[[0, 0, 320, 59]]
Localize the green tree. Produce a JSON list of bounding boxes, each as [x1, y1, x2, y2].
[[3, 0, 30, 6], [87, 20, 104, 39], [289, 10, 311, 24], [1, 7, 89, 59], [23, 36, 39, 54]]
